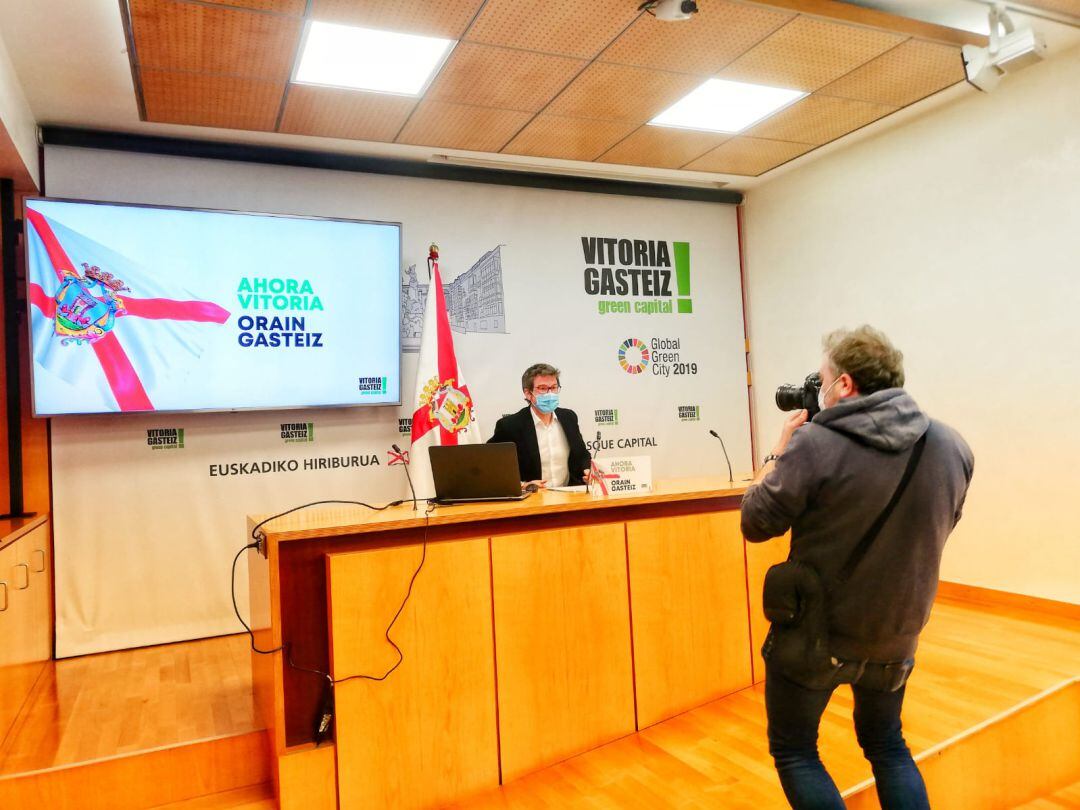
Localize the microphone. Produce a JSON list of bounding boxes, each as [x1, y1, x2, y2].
[[392, 443, 419, 511], [708, 430, 734, 484]]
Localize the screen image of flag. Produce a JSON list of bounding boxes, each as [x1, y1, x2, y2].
[[25, 206, 231, 413], [409, 247, 483, 498]]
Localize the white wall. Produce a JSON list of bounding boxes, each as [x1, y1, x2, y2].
[[0, 28, 38, 187], [743, 47, 1080, 604], [42, 146, 749, 655]]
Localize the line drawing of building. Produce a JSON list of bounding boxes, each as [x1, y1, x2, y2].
[[401, 245, 507, 352]]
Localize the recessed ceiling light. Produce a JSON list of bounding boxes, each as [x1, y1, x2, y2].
[[649, 78, 807, 133], [294, 21, 455, 96]]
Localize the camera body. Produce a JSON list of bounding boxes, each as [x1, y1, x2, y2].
[[775, 372, 821, 420]]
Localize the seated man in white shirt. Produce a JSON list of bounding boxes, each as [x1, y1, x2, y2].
[[488, 363, 591, 488]]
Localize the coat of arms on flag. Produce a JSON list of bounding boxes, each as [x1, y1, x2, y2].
[[408, 244, 482, 497], [25, 205, 231, 413]]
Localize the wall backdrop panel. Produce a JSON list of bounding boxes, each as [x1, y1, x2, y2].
[[44, 145, 749, 656]]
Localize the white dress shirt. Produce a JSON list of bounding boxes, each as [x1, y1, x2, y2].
[[531, 409, 570, 487]]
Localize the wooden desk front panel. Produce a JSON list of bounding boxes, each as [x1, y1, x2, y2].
[[626, 511, 753, 728], [328, 535, 499, 810], [490, 522, 636, 783]]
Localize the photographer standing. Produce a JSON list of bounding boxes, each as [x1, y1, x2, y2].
[[741, 326, 973, 810]]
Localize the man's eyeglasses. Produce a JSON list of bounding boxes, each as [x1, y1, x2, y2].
[[533, 384, 561, 394]]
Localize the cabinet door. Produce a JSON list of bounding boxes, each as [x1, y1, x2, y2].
[[626, 510, 753, 728], [491, 522, 636, 783]]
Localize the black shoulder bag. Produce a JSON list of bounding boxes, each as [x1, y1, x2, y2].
[[760, 433, 927, 689]]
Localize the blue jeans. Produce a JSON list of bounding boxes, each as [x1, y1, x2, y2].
[[765, 661, 929, 810]]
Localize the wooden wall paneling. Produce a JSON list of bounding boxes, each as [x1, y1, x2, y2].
[[425, 43, 587, 113], [466, 0, 643, 60], [490, 522, 636, 783], [397, 100, 533, 152], [743, 533, 790, 683], [245, 524, 280, 753], [745, 93, 895, 145], [328, 536, 499, 809], [716, 16, 904, 92], [277, 742, 337, 810], [599, 1, 794, 75], [683, 136, 815, 176], [0, 521, 51, 758], [130, 0, 302, 80], [819, 38, 967, 108], [310, 0, 486, 39], [625, 510, 753, 729]]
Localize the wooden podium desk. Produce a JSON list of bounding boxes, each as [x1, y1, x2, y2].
[[247, 477, 786, 810]]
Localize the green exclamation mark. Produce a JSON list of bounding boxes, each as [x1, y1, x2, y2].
[[177, 428, 185, 449], [307, 422, 314, 442], [674, 241, 692, 314]]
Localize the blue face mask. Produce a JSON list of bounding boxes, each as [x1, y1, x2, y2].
[[534, 393, 559, 413]]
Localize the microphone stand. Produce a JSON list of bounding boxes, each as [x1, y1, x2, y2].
[[392, 444, 419, 511], [586, 430, 602, 494], [708, 430, 734, 484]]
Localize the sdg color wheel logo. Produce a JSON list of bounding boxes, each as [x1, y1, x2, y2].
[[618, 338, 650, 375]]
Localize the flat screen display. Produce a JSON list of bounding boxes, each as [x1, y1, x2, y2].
[[24, 198, 401, 416]]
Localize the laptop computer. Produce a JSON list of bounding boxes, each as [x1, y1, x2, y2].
[[429, 443, 531, 504]]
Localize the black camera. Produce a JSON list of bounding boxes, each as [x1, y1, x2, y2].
[[775, 372, 821, 419]]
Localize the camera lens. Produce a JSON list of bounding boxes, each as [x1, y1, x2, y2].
[[775, 384, 805, 412]]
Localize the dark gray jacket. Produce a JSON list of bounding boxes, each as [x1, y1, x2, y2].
[[741, 389, 974, 662]]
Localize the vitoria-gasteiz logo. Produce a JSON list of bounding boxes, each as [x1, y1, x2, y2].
[[618, 338, 650, 374]]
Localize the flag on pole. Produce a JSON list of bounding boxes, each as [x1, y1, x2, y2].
[[409, 244, 482, 498]]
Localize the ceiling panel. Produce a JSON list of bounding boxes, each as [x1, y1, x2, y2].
[[130, 0, 302, 80], [465, 0, 643, 60], [397, 100, 532, 152], [201, 0, 306, 14], [309, 0, 485, 39], [503, 114, 638, 161], [141, 69, 284, 130], [818, 38, 965, 107], [683, 136, 815, 176], [746, 94, 895, 144], [545, 62, 702, 123], [600, 1, 793, 76], [717, 16, 905, 92], [425, 43, 587, 113], [597, 126, 730, 169], [279, 85, 418, 141]]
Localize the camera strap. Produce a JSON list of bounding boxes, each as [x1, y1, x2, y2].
[[829, 431, 928, 594]]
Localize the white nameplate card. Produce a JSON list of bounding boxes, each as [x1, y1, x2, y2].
[[590, 456, 652, 496]]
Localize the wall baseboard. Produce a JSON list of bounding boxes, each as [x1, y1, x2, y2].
[[938, 580, 1080, 621]]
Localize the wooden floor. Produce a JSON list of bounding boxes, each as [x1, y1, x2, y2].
[[0, 634, 260, 774], [450, 596, 1080, 809], [1017, 781, 1080, 809], [1, 599, 1077, 809]]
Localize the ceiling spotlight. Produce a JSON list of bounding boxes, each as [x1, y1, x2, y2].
[[962, 3, 1046, 93], [639, 0, 699, 22]]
